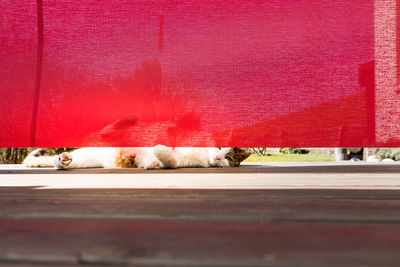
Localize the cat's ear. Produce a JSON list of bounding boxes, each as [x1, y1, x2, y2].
[[236, 148, 251, 162]]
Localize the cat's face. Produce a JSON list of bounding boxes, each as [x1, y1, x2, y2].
[[212, 148, 251, 167]]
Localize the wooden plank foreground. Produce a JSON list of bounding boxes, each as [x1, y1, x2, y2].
[[1, 163, 400, 266]]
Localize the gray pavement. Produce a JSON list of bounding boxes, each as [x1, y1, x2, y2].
[[1, 162, 400, 189]]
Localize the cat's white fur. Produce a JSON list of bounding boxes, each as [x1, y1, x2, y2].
[[21, 155, 54, 167], [54, 147, 120, 169], [154, 145, 230, 168], [23, 146, 232, 169], [53, 147, 160, 169]]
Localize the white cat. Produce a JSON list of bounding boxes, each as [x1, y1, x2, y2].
[[23, 146, 251, 169]]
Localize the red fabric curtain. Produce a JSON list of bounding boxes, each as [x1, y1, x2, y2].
[[1, 0, 398, 147]]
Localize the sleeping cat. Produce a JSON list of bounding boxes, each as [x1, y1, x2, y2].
[[23, 145, 251, 169]]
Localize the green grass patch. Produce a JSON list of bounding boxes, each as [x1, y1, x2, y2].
[[245, 153, 334, 162]]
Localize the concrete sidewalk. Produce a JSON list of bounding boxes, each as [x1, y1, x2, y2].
[[1, 162, 400, 189]]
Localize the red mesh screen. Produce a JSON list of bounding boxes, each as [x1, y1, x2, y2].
[[1, 0, 398, 147]]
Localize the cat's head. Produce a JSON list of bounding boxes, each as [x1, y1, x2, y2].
[[224, 148, 251, 167], [212, 148, 251, 167]]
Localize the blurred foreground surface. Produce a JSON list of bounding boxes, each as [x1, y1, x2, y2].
[[1, 162, 400, 266]]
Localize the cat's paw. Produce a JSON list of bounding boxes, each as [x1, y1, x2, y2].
[[54, 152, 72, 169], [142, 160, 160, 170], [154, 145, 178, 168], [211, 155, 226, 167]]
